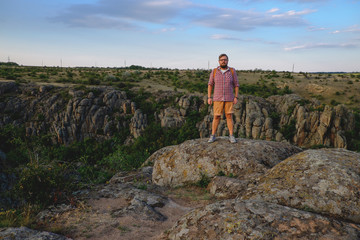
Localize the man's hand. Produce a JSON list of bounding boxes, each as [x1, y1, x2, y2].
[[208, 98, 213, 105], [233, 97, 238, 105]]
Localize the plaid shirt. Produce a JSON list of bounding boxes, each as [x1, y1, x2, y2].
[[208, 67, 239, 102]]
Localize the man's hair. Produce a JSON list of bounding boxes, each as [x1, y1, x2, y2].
[[218, 53, 228, 60]]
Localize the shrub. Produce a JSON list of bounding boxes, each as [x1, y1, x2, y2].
[[196, 172, 211, 188], [15, 162, 74, 206], [345, 110, 360, 152], [280, 119, 296, 141], [100, 147, 143, 172], [330, 99, 340, 106], [269, 111, 280, 129]]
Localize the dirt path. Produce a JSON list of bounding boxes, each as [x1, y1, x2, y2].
[[37, 172, 217, 240]]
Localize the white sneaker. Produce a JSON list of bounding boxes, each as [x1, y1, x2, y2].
[[229, 135, 237, 143], [208, 135, 216, 143]]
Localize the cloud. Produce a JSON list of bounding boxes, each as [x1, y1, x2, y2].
[[307, 26, 327, 31], [267, 8, 280, 13], [331, 25, 360, 34], [195, 8, 314, 31], [284, 0, 328, 2], [231, 0, 326, 2], [51, 0, 317, 33], [271, 9, 316, 18], [160, 27, 177, 32], [284, 42, 358, 51], [211, 34, 279, 45], [52, 0, 192, 29]]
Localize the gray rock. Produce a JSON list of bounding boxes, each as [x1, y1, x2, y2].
[[199, 94, 355, 148], [207, 176, 248, 199], [130, 109, 147, 138], [161, 199, 360, 240], [151, 138, 302, 187], [112, 197, 167, 221], [242, 148, 360, 224], [0, 84, 132, 144], [0, 227, 71, 240], [0, 81, 17, 95]]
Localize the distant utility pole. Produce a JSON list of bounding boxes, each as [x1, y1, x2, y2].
[[208, 60, 210, 70], [292, 64, 294, 73], [60, 59, 63, 68], [7, 56, 10, 62], [124, 60, 126, 68]]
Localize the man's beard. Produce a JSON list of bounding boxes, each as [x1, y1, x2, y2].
[[220, 63, 228, 69]]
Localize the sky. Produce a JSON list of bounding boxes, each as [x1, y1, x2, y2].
[[0, 0, 359, 72]]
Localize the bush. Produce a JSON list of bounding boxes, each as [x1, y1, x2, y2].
[[345, 110, 360, 152], [330, 99, 340, 106], [15, 162, 74, 206], [196, 172, 211, 188], [280, 119, 296, 141], [100, 147, 144, 172], [240, 83, 292, 98]]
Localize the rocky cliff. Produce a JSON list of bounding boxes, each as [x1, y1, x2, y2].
[[0, 81, 146, 145], [0, 81, 356, 148], [198, 94, 355, 148]]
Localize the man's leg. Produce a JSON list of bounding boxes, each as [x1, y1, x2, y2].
[[208, 101, 223, 142], [225, 102, 237, 143], [225, 113, 234, 135], [212, 115, 221, 135]]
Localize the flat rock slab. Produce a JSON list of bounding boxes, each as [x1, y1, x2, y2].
[[0, 227, 71, 240], [150, 138, 302, 187], [160, 199, 360, 240]]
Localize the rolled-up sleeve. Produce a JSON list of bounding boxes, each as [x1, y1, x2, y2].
[[208, 69, 215, 86], [233, 70, 239, 87]]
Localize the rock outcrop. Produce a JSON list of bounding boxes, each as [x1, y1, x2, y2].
[[0, 83, 146, 144], [0, 227, 71, 240], [267, 95, 354, 148], [149, 139, 360, 239], [150, 137, 302, 187], [242, 148, 360, 224], [157, 94, 204, 128], [199, 94, 355, 148], [0, 82, 356, 148], [160, 199, 360, 240]]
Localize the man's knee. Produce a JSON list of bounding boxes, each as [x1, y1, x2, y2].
[[214, 115, 221, 120], [225, 113, 233, 119]]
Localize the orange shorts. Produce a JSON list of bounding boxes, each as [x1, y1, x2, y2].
[[213, 101, 234, 116]]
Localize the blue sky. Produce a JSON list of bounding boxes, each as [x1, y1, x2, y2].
[[0, 0, 359, 72]]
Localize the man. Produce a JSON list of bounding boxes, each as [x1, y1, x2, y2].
[[207, 53, 239, 143]]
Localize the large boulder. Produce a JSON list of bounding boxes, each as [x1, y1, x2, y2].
[[150, 138, 302, 187], [0, 81, 18, 95], [0, 227, 70, 240], [160, 199, 360, 240], [242, 148, 360, 224]]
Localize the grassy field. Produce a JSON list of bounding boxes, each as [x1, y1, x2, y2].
[[1, 63, 359, 108]]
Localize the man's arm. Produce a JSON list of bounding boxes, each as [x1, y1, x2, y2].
[[208, 84, 213, 105], [233, 86, 239, 104]]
